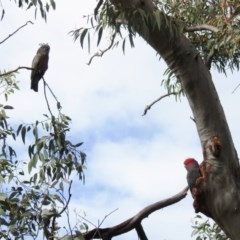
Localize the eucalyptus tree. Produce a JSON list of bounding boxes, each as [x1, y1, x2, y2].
[[73, 1, 240, 239]]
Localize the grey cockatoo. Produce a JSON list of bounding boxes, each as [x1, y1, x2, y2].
[[31, 44, 50, 92]]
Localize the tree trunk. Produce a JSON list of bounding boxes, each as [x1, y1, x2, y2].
[[112, 0, 240, 239]]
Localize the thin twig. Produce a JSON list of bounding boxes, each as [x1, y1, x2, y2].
[[98, 208, 119, 228], [81, 208, 119, 239], [232, 83, 240, 94], [0, 66, 33, 77], [51, 181, 73, 239], [43, 77, 54, 117], [0, 21, 33, 44], [60, 181, 73, 239], [142, 92, 178, 116], [42, 77, 62, 119], [87, 33, 116, 65], [80, 216, 98, 229], [43, 78, 59, 105], [58, 180, 73, 215], [190, 116, 196, 123]]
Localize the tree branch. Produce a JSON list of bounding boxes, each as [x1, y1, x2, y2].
[[87, 33, 116, 65], [232, 83, 240, 94], [80, 187, 188, 239], [51, 181, 73, 239], [43, 78, 60, 107], [135, 223, 148, 240], [142, 92, 178, 116], [0, 21, 33, 44], [0, 66, 33, 77], [184, 24, 219, 33], [43, 78, 54, 117]]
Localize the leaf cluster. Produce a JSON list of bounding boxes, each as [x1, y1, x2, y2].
[[0, 71, 19, 101], [161, 67, 184, 100], [192, 214, 229, 240], [8, 0, 56, 21], [156, 0, 240, 73]]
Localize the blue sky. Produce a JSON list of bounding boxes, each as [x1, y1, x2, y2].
[[1, 0, 240, 239]]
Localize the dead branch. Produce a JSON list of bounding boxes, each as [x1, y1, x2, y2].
[[142, 92, 178, 116], [0, 21, 33, 44], [78, 187, 188, 240]]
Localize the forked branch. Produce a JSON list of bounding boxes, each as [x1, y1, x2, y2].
[[79, 187, 188, 239]]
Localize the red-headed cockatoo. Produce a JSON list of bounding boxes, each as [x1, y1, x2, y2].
[[184, 158, 201, 193]]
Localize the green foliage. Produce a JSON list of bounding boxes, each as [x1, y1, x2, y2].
[[0, 57, 86, 240], [161, 67, 184, 100], [70, 0, 178, 56], [7, 0, 56, 21], [154, 0, 240, 73], [192, 214, 230, 240], [74, 0, 240, 98], [0, 71, 20, 101], [0, 2, 89, 238]]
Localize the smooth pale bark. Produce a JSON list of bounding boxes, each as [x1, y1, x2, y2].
[[111, 0, 240, 239]]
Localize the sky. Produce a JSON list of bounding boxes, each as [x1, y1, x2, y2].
[[1, 0, 240, 239]]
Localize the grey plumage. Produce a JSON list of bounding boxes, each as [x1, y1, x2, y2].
[[31, 44, 50, 92]]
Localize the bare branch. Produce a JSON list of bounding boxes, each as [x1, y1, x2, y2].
[[142, 92, 178, 116], [0, 66, 33, 77], [135, 223, 148, 240], [43, 78, 54, 117], [184, 24, 219, 33], [232, 83, 240, 94], [0, 21, 33, 44], [80, 187, 188, 239], [190, 116, 196, 123], [98, 208, 119, 228], [80, 208, 119, 240], [87, 33, 116, 65], [43, 78, 60, 105]]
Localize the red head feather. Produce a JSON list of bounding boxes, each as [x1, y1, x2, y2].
[[184, 158, 198, 167]]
